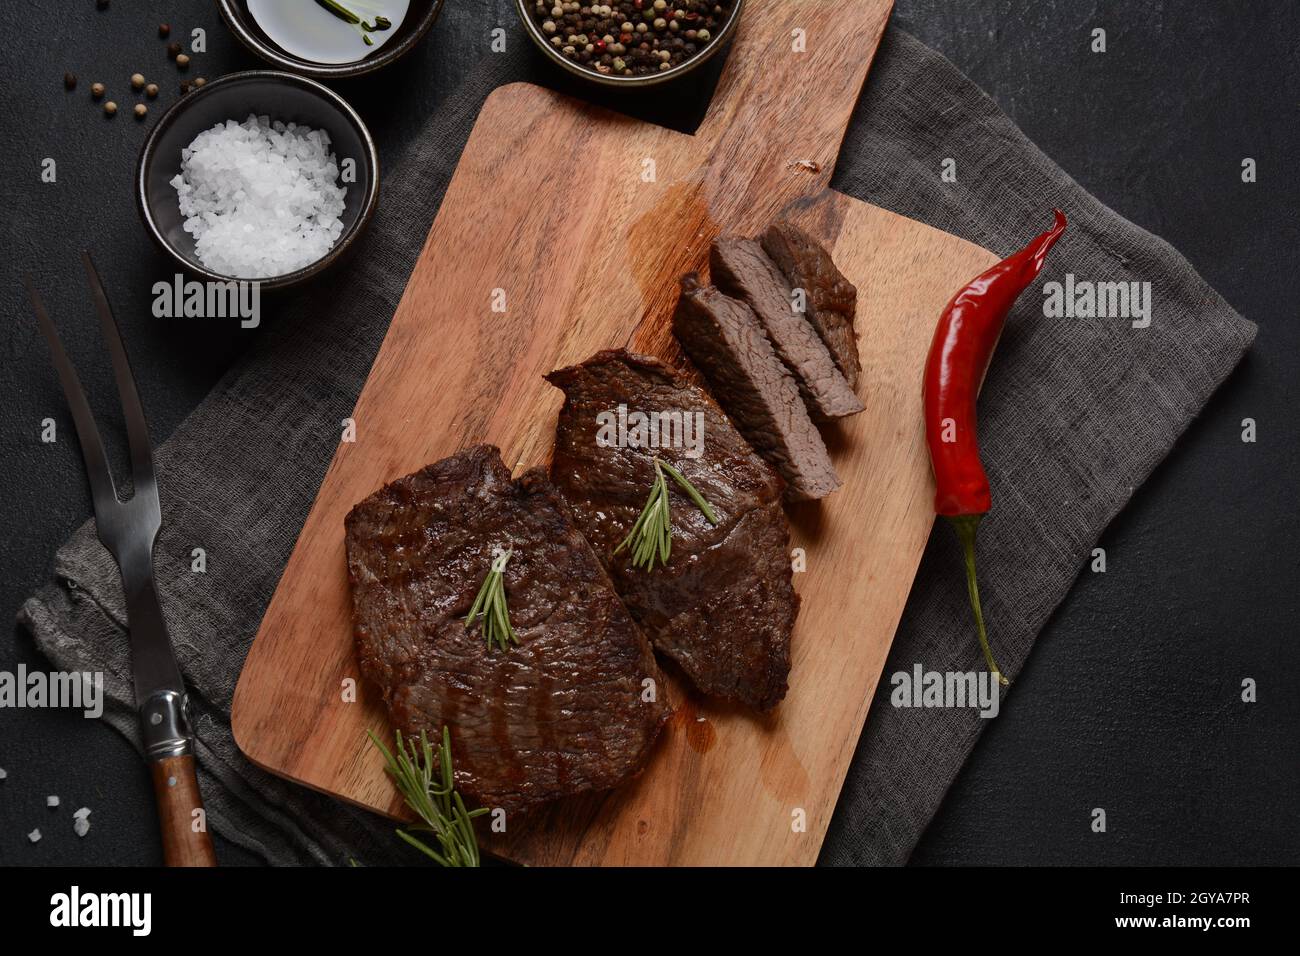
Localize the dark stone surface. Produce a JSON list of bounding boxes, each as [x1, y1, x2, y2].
[[0, 0, 1295, 866]]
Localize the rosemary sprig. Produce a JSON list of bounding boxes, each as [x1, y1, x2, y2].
[[368, 726, 488, 867], [465, 547, 517, 652], [615, 458, 720, 570], [315, 0, 394, 45], [659, 458, 721, 524]]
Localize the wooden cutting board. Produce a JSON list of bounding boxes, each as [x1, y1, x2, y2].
[[231, 0, 997, 865]]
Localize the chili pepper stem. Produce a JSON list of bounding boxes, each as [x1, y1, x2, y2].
[[947, 514, 1009, 687]]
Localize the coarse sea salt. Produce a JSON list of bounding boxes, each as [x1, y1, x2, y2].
[[170, 114, 348, 279]]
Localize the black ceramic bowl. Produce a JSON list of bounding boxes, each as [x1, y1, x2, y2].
[[515, 0, 746, 88], [136, 71, 380, 291], [217, 0, 444, 79]]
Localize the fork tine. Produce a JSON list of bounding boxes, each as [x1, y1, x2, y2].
[[81, 251, 156, 497], [24, 274, 121, 515]]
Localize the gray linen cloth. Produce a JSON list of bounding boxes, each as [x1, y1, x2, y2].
[[18, 27, 1255, 866]]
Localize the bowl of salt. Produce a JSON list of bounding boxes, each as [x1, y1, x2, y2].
[[136, 70, 380, 291]]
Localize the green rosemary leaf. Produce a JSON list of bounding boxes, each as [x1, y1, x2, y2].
[[316, 0, 395, 44], [316, 0, 361, 25], [657, 459, 721, 525], [452, 790, 481, 866], [439, 725, 454, 797], [396, 827, 450, 866], [368, 726, 483, 867], [615, 458, 719, 570], [616, 461, 667, 568], [465, 548, 518, 652]]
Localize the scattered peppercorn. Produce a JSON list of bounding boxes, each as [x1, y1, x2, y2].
[[176, 53, 191, 68], [179, 81, 191, 95], [64, 72, 77, 91], [159, 23, 171, 38], [167, 41, 182, 58], [90, 81, 105, 99], [104, 101, 117, 116], [529, 0, 732, 76], [133, 103, 147, 119], [193, 77, 207, 88], [146, 82, 159, 98], [131, 72, 145, 90]]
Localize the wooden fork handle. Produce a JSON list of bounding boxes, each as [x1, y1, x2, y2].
[[149, 753, 217, 867]]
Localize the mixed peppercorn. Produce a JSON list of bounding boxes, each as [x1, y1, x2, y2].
[[530, 0, 734, 78]]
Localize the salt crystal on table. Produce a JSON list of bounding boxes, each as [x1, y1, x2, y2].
[[28, 829, 41, 843], [73, 807, 92, 837], [0, 767, 7, 780], [47, 795, 59, 808]]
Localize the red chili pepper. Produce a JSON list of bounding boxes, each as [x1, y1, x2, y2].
[[923, 209, 1067, 685]]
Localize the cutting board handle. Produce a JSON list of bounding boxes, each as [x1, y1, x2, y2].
[[696, 0, 893, 198]]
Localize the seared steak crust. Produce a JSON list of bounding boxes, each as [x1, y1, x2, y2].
[[346, 444, 670, 810], [761, 220, 861, 390], [546, 350, 797, 711]]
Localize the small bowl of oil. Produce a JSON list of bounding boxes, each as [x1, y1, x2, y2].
[[217, 0, 444, 79]]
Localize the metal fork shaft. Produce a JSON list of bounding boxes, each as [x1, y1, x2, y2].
[[118, 535, 189, 734]]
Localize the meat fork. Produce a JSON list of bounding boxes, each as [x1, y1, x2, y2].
[[25, 253, 216, 866]]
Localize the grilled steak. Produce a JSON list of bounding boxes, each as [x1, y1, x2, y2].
[[673, 274, 841, 501], [710, 236, 864, 421], [761, 220, 861, 389], [346, 444, 670, 810], [546, 350, 798, 711]]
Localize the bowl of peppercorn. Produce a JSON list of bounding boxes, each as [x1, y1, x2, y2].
[[517, 0, 744, 86]]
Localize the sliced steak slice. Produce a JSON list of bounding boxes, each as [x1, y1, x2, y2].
[[761, 220, 861, 389], [346, 444, 670, 811], [673, 274, 841, 501], [546, 349, 797, 711], [710, 236, 864, 421]]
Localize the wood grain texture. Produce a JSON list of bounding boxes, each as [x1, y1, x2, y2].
[[232, 0, 996, 865], [149, 754, 218, 867]]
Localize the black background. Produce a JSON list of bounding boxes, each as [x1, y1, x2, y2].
[[1, 0, 1296, 867]]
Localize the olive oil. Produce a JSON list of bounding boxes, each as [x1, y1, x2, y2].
[[247, 0, 409, 64]]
